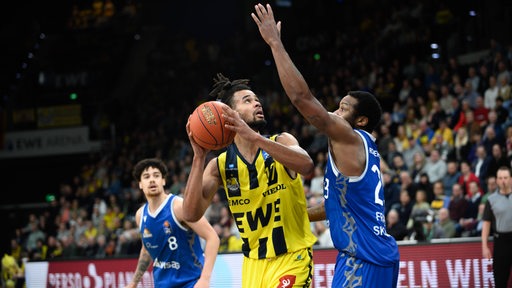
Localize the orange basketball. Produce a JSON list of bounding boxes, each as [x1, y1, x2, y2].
[[189, 101, 236, 150]]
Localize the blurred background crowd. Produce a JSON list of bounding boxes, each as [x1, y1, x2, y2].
[[1, 0, 511, 286]]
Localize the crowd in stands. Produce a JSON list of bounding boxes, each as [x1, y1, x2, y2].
[[3, 0, 512, 286]]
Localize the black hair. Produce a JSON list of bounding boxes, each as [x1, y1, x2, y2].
[[132, 158, 168, 181], [208, 73, 251, 108], [348, 91, 383, 134]]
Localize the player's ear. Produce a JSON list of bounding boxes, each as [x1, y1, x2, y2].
[[355, 115, 368, 128]]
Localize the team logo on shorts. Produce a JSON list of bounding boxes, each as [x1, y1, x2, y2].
[[277, 275, 296, 287]]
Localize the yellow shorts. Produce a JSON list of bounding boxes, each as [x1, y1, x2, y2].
[[242, 247, 313, 288]]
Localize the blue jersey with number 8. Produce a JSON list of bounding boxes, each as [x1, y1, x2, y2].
[[323, 129, 399, 266]]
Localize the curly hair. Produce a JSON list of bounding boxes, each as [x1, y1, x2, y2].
[[208, 73, 251, 107], [132, 158, 168, 181]]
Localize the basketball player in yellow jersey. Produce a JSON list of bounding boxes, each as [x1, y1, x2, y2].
[[183, 73, 317, 288]]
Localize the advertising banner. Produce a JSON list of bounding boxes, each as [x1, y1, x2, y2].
[[25, 240, 496, 288]]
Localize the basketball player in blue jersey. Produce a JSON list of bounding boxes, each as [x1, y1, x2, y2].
[[125, 158, 219, 288], [252, 3, 400, 287], [183, 72, 317, 288]]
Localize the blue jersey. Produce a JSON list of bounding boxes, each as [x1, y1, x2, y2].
[[324, 129, 399, 266], [140, 194, 204, 287]]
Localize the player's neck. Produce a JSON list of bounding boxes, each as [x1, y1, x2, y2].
[[234, 136, 259, 162], [147, 193, 168, 213]]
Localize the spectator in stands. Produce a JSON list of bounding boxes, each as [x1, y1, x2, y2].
[[391, 189, 414, 227], [313, 221, 334, 248], [431, 181, 450, 214], [386, 209, 408, 241], [24, 223, 46, 255], [410, 151, 427, 183], [466, 66, 481, 94], [442, 160, 461, 197], [383, 170, 401, 214], [309, 165, 326, 200], [437, 207, 456, 238], [448, 183, 469, 225], [452, 126, 471, 162], [393, 124, 410, 155], [399, 170, 420, 200], [407, 189, 431, 229], [474, 96, 490, 129], [204, 192, 225, 225], [461, 80, 479, 109], [482, 126, 503, 158], [458, 181, 482, 237], [458, 160, 481, 197], [484, 75, 499, 110], [422, 149, 447, 184], [487, 144, 510, 181], [498, 76, 511, 106], [430, 119, 454, 160], [471, 144, 491, 186], [485, 110, 505, 142], [482, 175, 497, 202], [494, 97, 509, 126], [390, 153, 408, 181], [423, 210, 446, 240]]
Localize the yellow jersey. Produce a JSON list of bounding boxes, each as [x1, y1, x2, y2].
[[217, 134, 317, 259]]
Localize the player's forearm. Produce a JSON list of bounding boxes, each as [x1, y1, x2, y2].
[[308, 201, 326, 222], [130, 249, 152, 285], [481, 221, 491, 247], [200, 235, 220, 283], [182, 156, 209, 222], [254, 135, 314, 176], [269, 42, 313, 105]]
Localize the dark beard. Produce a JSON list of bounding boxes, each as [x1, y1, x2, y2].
[[248, 119, 267, 131]]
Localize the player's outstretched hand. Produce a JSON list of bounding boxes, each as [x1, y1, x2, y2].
[[251, 3, 281, 46]]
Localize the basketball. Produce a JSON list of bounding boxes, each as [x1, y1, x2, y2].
[[189, 101, 236, 150]]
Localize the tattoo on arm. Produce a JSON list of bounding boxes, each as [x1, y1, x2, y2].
[[133, 252, 152, 283]]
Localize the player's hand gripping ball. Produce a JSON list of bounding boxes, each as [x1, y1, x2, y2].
[[189, 101, 236, 150]]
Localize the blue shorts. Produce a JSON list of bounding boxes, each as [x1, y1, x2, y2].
[[333, 253, 399, 288]]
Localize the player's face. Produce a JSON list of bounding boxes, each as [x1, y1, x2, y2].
[[334, 95, 357, 127], [232, 90, 267, 130], [496, 169, 511, 192], [139, 166, 166, 197]]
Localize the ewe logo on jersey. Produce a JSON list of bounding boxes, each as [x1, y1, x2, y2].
[[277, 275, 296, 287]]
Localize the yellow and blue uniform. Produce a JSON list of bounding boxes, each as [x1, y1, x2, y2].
[[217, 134, 317, 287]]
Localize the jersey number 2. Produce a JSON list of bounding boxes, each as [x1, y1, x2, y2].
[[323, 164, 383, 206]]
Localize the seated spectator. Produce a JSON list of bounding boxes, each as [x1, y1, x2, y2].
[[313, 221, 334, 248], [386, 209, 408, 241], [431, 181, 450, 214], [448, 183, 469, 231], [422, 149, 448, 184], [471, 144, 491, 187], [487, 143, 509, 180], [383, 171, 401, 214], [437, 207, 456, 238], [458, 161, 481, 198], [391, 189, 414, 227], [451, 126, 471, 162], [442, 161, 461, 197], [407, 189, 431, 229]]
